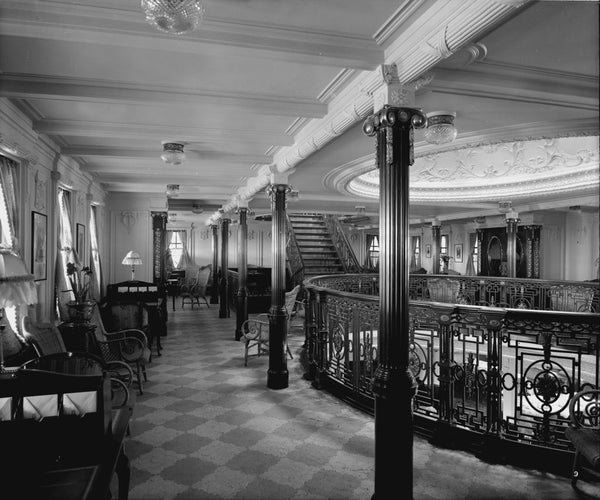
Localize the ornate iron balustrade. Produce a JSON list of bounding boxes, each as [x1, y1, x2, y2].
[[303, 273, 600, 461], [322, 215, 362, 273]]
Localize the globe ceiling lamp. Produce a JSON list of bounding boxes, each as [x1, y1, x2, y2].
[[161, 142, 186, 165], [141, 0, 205, 36], [423, 111, 457, 145]]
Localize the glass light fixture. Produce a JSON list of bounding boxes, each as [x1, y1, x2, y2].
[[423, 111, 457, 145], [161, 142, 186, 165], [166, 184, 180, 197], [141, 0, 205, 36]]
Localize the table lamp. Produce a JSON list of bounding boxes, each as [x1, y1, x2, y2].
[[122, 250, 142, 281], [0, 248, 38, 371]]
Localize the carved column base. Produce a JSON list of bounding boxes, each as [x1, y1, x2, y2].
[[372, 368, 418, 500]]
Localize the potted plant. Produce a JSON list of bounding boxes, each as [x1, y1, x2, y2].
[[65, 262, 95, 323]]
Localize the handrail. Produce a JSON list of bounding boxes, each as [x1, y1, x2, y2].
[[322, 215, 362, 273], [285, 214, 305, 287], [302, 272, 600, 468]]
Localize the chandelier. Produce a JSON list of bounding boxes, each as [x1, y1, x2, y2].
[[423, 111, 457, 145], [141, 0, 205, 36], [161, 142, 186, 165]]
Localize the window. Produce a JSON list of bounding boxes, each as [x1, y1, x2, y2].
[[168, 231, 185, 268], [411, 235, 421, 269], [440, 234, 449, 256], [472, 235, 479, 271], [57, 188, 76, 312], [90, 205, 102, 300], [368, 235, 379, 269]]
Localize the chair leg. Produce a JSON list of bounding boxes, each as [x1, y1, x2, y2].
[[571, 451, 580, 487], [286, 344, 293, 359], [136, 364, 144, 395], [244, 342, 249, 366]]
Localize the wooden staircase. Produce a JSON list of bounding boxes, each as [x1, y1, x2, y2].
[[288, 214, 345, 276]]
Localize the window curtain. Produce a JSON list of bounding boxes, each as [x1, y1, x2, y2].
[[165, 230, 175, 271], [178, 230, 194, 268], [56, 188, 77, 319], [89, 205, 103, 300], [0, 156, 19, 250], [0, 155, 31, 344], [365, 233, 376, 270]]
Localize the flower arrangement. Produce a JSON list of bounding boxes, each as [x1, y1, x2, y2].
[[65, 262, 93, 303]]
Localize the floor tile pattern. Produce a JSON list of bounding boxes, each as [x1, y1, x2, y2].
[[121, 306, 599, 499]]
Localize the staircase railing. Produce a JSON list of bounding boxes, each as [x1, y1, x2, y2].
[[323, 215, 362, 272], [285, 215, 305, 287]]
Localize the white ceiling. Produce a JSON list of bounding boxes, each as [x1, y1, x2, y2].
[[1, 0, 598, 225]]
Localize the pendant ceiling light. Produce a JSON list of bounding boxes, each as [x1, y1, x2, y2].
[[141, 0, 205, 36], [161, 142, 186, 165], [423, 111, 457, 145]]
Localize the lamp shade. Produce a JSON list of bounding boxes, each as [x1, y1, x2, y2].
[[122, 251, 142, 266], [0, 248, 38, 308]]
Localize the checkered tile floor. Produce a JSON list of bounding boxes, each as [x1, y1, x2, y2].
[[122, 306, 599, 500]]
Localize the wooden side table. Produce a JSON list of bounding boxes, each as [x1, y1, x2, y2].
[[58, 322, 98, 353]]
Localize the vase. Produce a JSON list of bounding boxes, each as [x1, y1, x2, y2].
[[66, 300, 96, 323]]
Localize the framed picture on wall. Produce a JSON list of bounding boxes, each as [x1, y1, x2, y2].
[[425, 244, 431, 259], [76, 223, 86, 260], [31, 211, 47, 281], [455, 243, 463, 263]]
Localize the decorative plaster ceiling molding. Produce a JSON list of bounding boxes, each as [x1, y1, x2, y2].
[[206, 1, 532, 223], [341, 135, 599, 204], [385, 0, 533, 83], [0, 132, 38, 165]]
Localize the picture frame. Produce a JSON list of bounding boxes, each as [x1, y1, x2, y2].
[[425, 244, 431, 259], [31, 211, 47, 281], [455, 243, 463, 263], [76, 223, 86, 260]]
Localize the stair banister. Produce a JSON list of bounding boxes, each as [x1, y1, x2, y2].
[[324, 215, 362, 273], [285, 215, 305, 287]]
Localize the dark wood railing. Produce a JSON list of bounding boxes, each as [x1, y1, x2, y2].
[[303, 273, 599, 470], [322, 215, 362, 273]]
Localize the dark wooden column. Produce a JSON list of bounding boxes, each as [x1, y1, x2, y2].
[[363, 106, 426, 500], [219, 216, 231, 318], [210, 224, 219, 304], [431, 220, 441, 274], [505, 210, 519, 278], [235, 204, 249, 340], [267, 182, 289, 390]]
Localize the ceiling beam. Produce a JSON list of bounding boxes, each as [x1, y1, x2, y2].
[[63, 146, 272, 165], [34, 119, 294, 146], [0, 74, 327, 119], [0, 2, 382, 70]]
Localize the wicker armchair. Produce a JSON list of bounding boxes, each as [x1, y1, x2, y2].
[[565, 387, 600, 488], [240, 285, 301, 366], [90, 306, 151, 395], [20, 317, 134, 395]]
